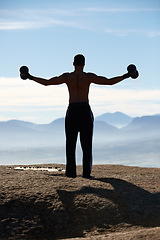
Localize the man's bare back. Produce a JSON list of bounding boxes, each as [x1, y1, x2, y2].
[[55, 67, 127, 102], [64, 72, 91, 103]]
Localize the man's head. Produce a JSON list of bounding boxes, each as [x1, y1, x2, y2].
[[73, 54, 85, 67]]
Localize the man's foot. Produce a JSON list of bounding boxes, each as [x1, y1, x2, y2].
[[83, 175, 94, 179], [66, 174, 76, 178]]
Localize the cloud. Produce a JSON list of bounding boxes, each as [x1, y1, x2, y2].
[[84, 7, 160, 13], [0, 8, 81, 30], [104, 28, 141, 37], [103, 28, 160, 38], [147, 31, 160, 38], [0, 18, 77, 30], [90, 86, 160, 102], [0, 77, 69, 106], [0, 21, 37, 30], [0, 7, 159, 38], [89, 86, 160, 116], [0, 78, 160, 121]]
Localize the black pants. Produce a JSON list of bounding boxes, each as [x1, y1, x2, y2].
[[65, 102, 94, 177]]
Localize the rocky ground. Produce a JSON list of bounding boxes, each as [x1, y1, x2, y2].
[[0, 164, 160, 239]]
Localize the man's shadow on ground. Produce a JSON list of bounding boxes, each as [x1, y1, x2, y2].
[[1, 177, 159, 239], [57, 177, 160, 238]]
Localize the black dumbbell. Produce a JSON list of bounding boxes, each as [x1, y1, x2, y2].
[[127, 64, 139, 79], [19, 66, 29, 80]]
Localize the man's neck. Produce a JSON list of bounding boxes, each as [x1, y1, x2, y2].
[[74, 66, 84, 74]]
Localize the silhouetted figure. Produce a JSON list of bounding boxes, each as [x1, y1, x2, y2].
[[20, 54, 132, 178]]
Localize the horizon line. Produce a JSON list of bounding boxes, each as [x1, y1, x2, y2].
[[1, 111, 160, 124]]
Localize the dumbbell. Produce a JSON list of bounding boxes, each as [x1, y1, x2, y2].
[[127, 64, 139, 79], [19, 66, 29, 80]]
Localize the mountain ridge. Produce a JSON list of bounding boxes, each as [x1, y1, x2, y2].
[[0, 112, 160, 167], [0, 112, 160, 135], [95, 111, 133, 128]]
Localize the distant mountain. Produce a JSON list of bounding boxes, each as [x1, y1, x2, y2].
[[0, 113, 160, 167], [95, 112, 133, 128], [94, 120, 118, 142], [94, 120, 118, 132], [123, 115, 160, 131], [122, 115, 160, 141], [0, 119, 37, 133], [1, 114, 160, 141], [35, 118, 65, 132]]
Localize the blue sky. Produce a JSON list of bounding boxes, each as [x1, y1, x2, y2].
[[0, 0, 160, 123]]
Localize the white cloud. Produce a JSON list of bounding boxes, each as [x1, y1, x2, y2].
[[84, 7, 160, 13], [0, 21, 37, 30], [90, 86, 160, 102], [0, 8, 82, 30], [89, 86, 160, 116], [0, 77, 69, 106], [104, 28, 141, 37], [103, 28, 160, 38], [0, 19, 77, 30], [147, 31, 160, 38], [0, 78, 160, 121], [0, 7, 160, 38]]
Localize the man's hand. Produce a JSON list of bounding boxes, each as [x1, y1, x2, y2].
[[123, 64, 139, 79], [19, 66, 33, 80]]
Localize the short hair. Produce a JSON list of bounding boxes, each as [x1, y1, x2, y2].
[[74, 54, 85, 66]]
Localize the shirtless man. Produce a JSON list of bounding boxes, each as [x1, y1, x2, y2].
[[20, 54, 131, 178]]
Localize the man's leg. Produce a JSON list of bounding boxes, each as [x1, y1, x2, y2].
[[80, 131, 93, 177], [80, 110, 94, 178], [65, 130, 78, 177], [65, 108, 78, 178]]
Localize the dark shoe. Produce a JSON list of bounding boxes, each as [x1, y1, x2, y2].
[[66, 174, 76, 178], [83, 175, 94, 179]]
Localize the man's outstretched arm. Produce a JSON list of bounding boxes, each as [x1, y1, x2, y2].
[[19, 66, 69, 85], [27, 73, 69, 86], [19, 66, 69, 86], [89, 73, 130, 85]]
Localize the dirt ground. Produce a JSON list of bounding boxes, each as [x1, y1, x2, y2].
[[0, 164, 160, 239]]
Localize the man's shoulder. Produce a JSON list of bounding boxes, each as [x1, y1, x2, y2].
[[58, 72, 70, 80], [85, 72, 98, 81], [61, 72, 97, 81], [61, 72, 70, 76], [86, 72, 97, 76]]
